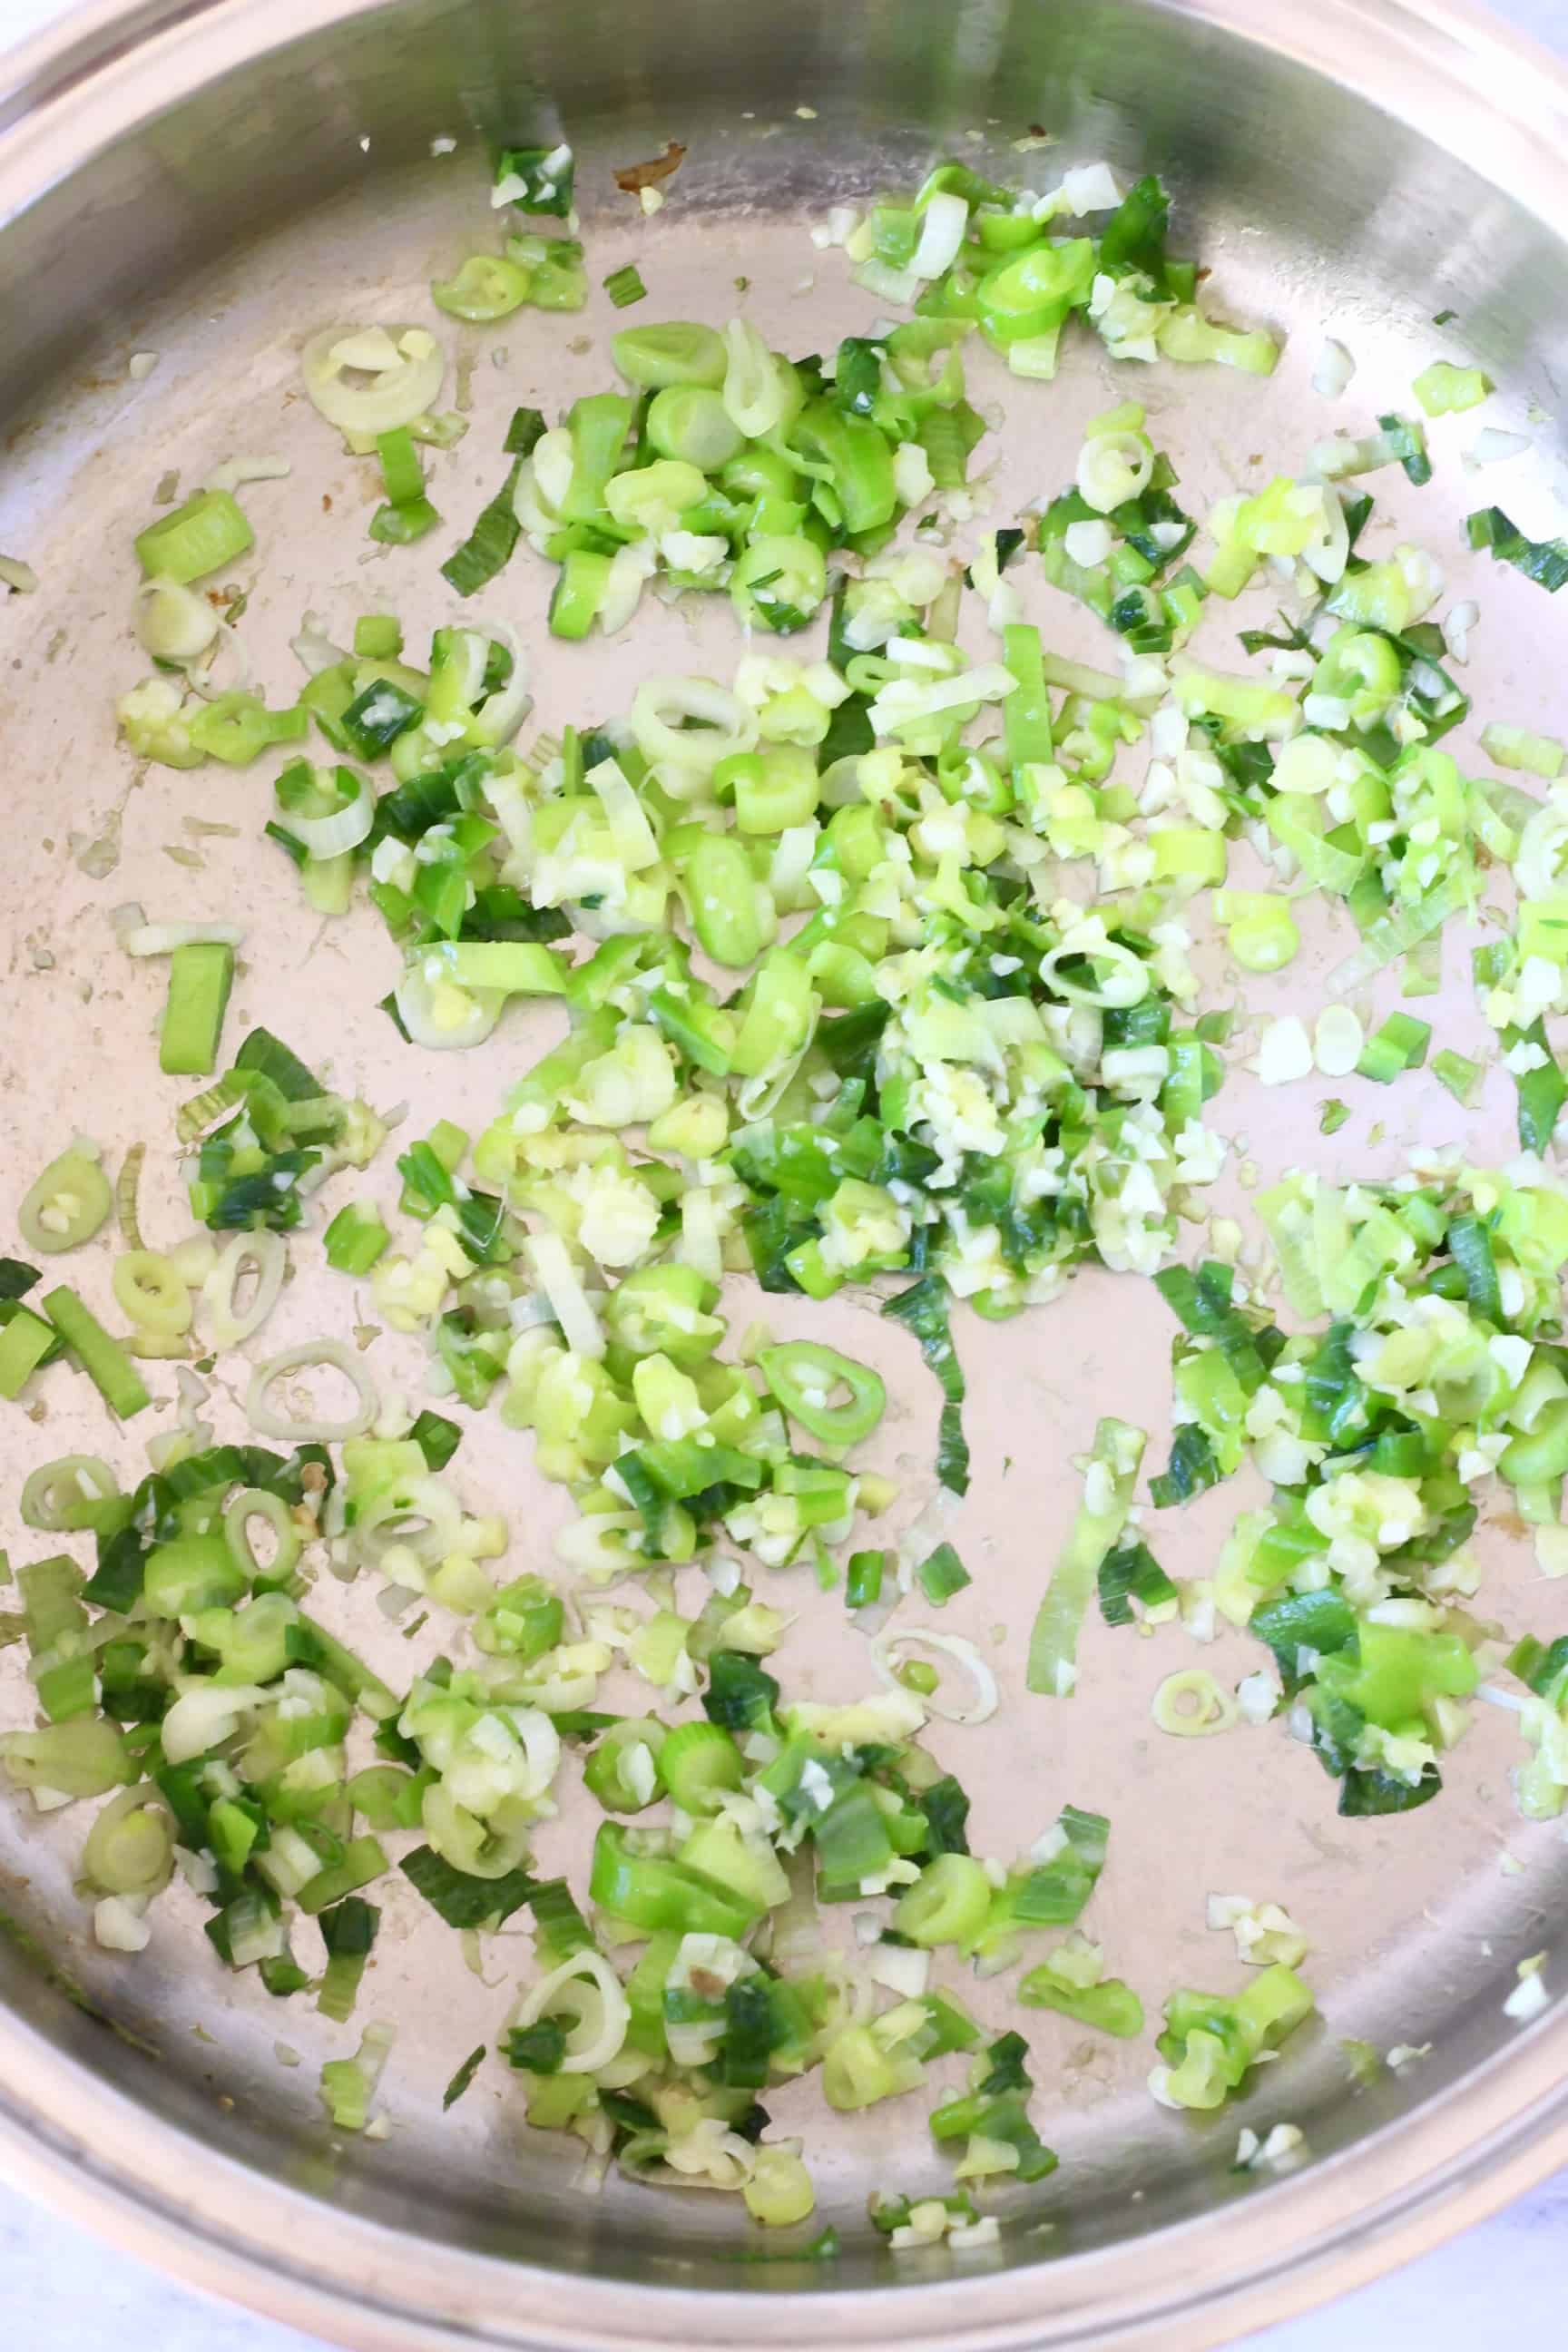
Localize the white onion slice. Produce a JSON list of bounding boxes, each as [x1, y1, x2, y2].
[[529, 1230, 605, 1359], [465, 616, 533, 749], [514, 1950, 630, 2073], [201, 1231, 287, 1350], [285, 769, 375, 859], [246, 1339, 377, 1443], [1311, 338, 1356, 398], [395, 956, 504, 1051], [910, 191, 968, 281], [291, 611, 348, 677], [301, 323, 446, 439], [869, 1626, 999, 1724], [121, 921, 245, 956], [204, 452, 291, 493], [135, 578, 220, 663]]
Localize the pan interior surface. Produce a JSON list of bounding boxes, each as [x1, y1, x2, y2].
[[1, 2, 1567, 2345]]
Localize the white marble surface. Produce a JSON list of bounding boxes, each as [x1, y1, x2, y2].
[[2, 0, 1567, 2345]]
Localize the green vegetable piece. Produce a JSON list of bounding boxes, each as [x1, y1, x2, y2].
[[589, 1819, 760, 1936], [1018, 1965, 1144, 2037], [494, 142, 574, 218], [759, 1340, 887, 1446], [40, 1288, 149, 1419], [845, 1550, 885, 1609], [432, 254, 532, 321], [324, 1201, 390, 1276], [135, 487, 253, 583], [603, 264, 647, 309], [1355, 1011, 1430, 1083], [0, 1308, 57, 1400], [18, 1150, 112, 1255], [1027, 1419, 1144, 1694], [1467, 506, 1568, 593], [612, 321, 726, 389], [915, 1542, 970, 1607], [159, 942, 234, 1078]]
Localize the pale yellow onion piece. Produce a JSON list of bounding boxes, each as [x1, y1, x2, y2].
[[868, 1627, 998, 1725], [630, 675, 758, 778], [204, 452, 291, 493], [301, 323, 446, 438], [355, 1475, 464, 1566], [513, 1950, 630, 2073], [135, 578, 220, 662], [201, 1231, 287, 1350], [1152, 1670, 1240, 1737], [168, 1233, 219, 1286], [112, 1250, 192, 1337], [83, 1784, 176, 1897], [121, 920, 245, 956], [395, 956, 504, 1050], [246, 1338, 377, 1444]]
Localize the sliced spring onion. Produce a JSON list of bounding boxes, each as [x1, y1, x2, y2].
[[135, 488, 253, 583], [1027, 1420, 1145, 1696], [603, 265, 647, 309], [1152, 1671, 1240, 1736], [441, 459, 523, 598], [1466, 505, 1568, 593], [1355, 1012, 1430, 1085], [246, 1339, 377, 1443], [868, 1628, 997, 1725], [18, 1150, 112, 1255], [302, 325, 446, 440], [915, 1542, 971, 1607], [41, 1288, 149, 1419], [201, 1232, 288, 1350], [159, 942, 234, 1078]]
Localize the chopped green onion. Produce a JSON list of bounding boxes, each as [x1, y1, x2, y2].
[[494, 141, 574, 217], [758, 1341, 886, 1446], [442, 2044, 487, 2107], [612, 321, 726, 388], [1481, 721, 1563, 779], [915, 1542, 971, 1607], [1096, 1540, 1176, 1626], [1027, 1420, 1144, 1695], [882, 1278, 968, 1495], [323, 1201, 390, 1276], [40, 1288, 149, 1419], [432, 254, 532, 322], [159, 942, 233, 1078], [603, 264, 647, 309], [846, 1550, 886, 1609], [1376, 412, 1431, 487], [18, 1150, 112, 1256], [353, 613, 403, 660], [504, 406, 548, 456], [1019, 1963, 1143, 2037], [1432, 1048, 1483, 1105], [1356, 1012, 1431, 1083], [1413, 360, 1491, 416], [0, 1308, 60, 1400], [399, 1844, 536, 1929], [1467, 506, 1568, 593], [135, 487, 253, 583], [317, 1896, 379, 2023], [440, 459, 523, 599]]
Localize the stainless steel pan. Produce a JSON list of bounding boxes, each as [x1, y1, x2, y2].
[[2, 3, 1568, 2347]]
